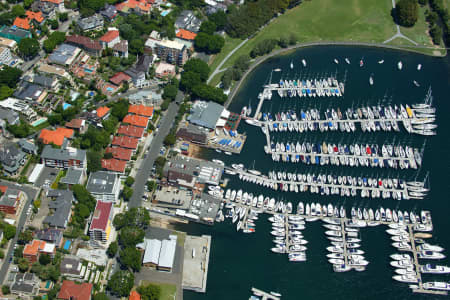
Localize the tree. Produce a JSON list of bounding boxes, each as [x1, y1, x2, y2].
[[137, 283, 161, 300], [11, 5, 25, 17], [278, 36, 289, 48], [79, 0, 106, 12], [18, 258, 29, 272], [39, 254, 51, 266], [107, 241, 118, 258], [93, 292, 109, 300], [191, 84, 227, 104], [3, 224, 16, 240], [163, 84, 178, 101], [209, 10, 227, 31], [122, 186, 133, 201], [18, 38, 40, 59], [110, 100, 129, 120], [395, 0, 418, 27], [221, 70, 232, 90], [183, 58, 210, 81], [164, 133, 176, 146], [147, 180, 157, 192], [125, 176, 135, 187], [58, 12, 68, 22], [0, 66, 23, 87], [18, 230, 33, 244], [194, 32, 225, 54], [0, 85, 13, 100], [180, 71, 202, 92], [72, 184, 96, 211], [87, 151, 102, 173], [129, 39, 144, 55], [2, 285, 10, 295], [430, 25, 442, 44], [119, 226, 144, 247], [119, 247, 142, 272], [113, 208, 150, 230], [47, 19, 58, 30], [199, 21, 217, 34], [107, 270, 134, 297], [24, 0, 34, 9]]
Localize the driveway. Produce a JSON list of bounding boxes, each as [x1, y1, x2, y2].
[[0, 181, 38, 284], [129, 100, 180, 208]]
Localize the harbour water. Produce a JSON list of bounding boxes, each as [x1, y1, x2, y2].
[[180, 46, 450, 300]]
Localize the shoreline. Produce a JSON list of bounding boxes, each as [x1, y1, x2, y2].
[[224, 41, 448, 109]]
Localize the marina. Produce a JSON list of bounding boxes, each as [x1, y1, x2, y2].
[[216, 188, 448, 296], [225, 165, 428, 200]]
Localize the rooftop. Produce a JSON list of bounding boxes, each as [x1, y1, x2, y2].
[[35, 228, 63, 245], [110, 72, 131, 85], [128, 104, 154, 118], [39, 128, 74, 146], [105, 147, 132, 161], [66, 35, 102, 51], [60, 255, 82, 277], [48, 43, 81, 65], [89, 200, 112, 231], [111, 135, 139, 149], [187, 101, 225, 129], [123, 114, 149, 128], [77, 14, 104, 31], [65, 118, 85, 130], [23, 240, 55, 256], [101, 158, 127, 173], [58, 280, 93, 300], [117, 124, 145, 138], [96, 106, 110, 118], [86, 171, 118, 195], [176, 29, 197, 41], [159, 236, 177, 269], [44, 189, 73, 228], [0, 186, 21, 207], [60, 167, 85, 185], [100, 30, 119, 43], [41, 145, 86, 162], [157, 39, 185, 51]]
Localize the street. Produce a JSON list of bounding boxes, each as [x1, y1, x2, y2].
[[129, 101, 180, 208], [0, 181, 38, 284]]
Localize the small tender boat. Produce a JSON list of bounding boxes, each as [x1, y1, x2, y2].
[[334, 59, 339, 64], [397, 61, 403, 70], [378, 60, 384, 64], [369, 75, 373, 86], [359, 59, 364, 67], [270, 291, 282, 297], [413, 80, 420, 87], [345, 58, 350, 64], [290, 61, 293, 69], [417, 64, 422, 71], [302, 59, 307, 67], [274, 68, 281, 72]]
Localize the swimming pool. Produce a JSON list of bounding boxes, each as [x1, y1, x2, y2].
[[106, 87, 115, 92], [62, 103, 72, 110], [31, 118, 47, 127], [161, 10, 171, 16], [63, 240, 71, 250], [84, 67, 94, 73]]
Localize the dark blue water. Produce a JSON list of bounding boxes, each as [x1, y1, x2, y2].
[[181, 46, 450, 300]]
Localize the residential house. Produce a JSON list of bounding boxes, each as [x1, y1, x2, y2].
[[175, 29, 197, 41], [65, 118, 87, 134], [124, 68, 146, 88], [38, 128, 74, 146], [128, 89, 163, 107], [0, 97, 37, 122], [101, 158, 127, 174], [66, 35, 102, 57], [95, 106, 110, 120], [44, 189, 74, 229], [40, 0, 65, 12], [117, 124, 145, 139], [23, 240, 56, 263], [135, 54, 154, 74], [18, 139, 37, 155], [0, 186, 24, 215], [0, 143, 27, 175], [100, 4, 118, 20], [13, 81, 47, 103], [122, 114, 149, 128], [41, 144, 87, 169], [88, 200, 113, 242], [0, 25, 32, 43], [99, 29, 120, 49], [77, 14, 104, 32], [58, 280, 93, 300], [112, 40, 128, 58], [86, 171, 121, 203], [24, 74, 60, 91], [60, 256, 83, 280], [35, 228, 64, 248], [0, 36, 17, 49], [109, 72, 131, 87], [38, 63, 71, 80], [130, 291, 141, 300], [0, 107, 19, 135], [60, 166, 87, 187], [111, 135, 139, 151], [116, 0, 152, 15], [105, 147, 132, 161], [48, 43, 82, 66], [205, 0, 227, 15], [0, 46, 12, 65], [175, 10, 201, 32], [12, 10, 44, 30], [10, 273, 39, 297], [155, 62, 175, 78]]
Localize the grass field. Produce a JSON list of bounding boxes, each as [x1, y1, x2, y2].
[[208, 35, 243, 72], [139, 282, 177, 300]]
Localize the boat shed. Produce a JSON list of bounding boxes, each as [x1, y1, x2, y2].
[[187, 101, 225, 130], [158, 235, 178, 272], [140, 239, 161, 268]]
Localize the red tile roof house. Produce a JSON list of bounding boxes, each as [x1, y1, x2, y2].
[[101, 158, 126, 174], [89, 200, 113, 242], [65, 118, 87, 134], [96, 106, 110, 120], [117, 124, 145, 139], [110, 71, 131, 87], [123, 114, 149, 128], [0, 186, 24, 215], [105, 147, 132, 161], [58, 280, 93, 300], [66, 35, 102, 57], [111, 135, 139, 151], [99, 29, 120, 49], [128, 104, 154, 119]]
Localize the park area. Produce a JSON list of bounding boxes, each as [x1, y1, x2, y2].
[[208, 0, 443, 86]]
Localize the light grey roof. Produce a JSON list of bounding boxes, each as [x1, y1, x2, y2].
[[77, 14, 104, 31], [187, 101, 224, 129], [32, 74, 57, 88], [48, 43, 79, 65], [142, 239, 161, 265], [60, 255, 82, 276], [0, 187, 20, 207], [44, 189, 73, 228], [100, 4, 117, 19], [13, 82, 45, 101], [18, 139, 37, 153], [163, 155, 223, 185], [175, 10, 201, 32], [158, 236, 177, 269], [41, 145, 86, 162], [35, 228, 63, 245], [0, 107, 19, 124], [86, 171, 117, 195], [0, 143, 26, 174], [60, 167, 84, 185]]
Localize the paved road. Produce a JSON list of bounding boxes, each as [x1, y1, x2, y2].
[[207, 38, 249, 84], [129, 100, 180, 208], [0, 181, 38, 285]]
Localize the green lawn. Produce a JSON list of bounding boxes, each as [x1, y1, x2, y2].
[[222, 0, 398, 69], [208, 35, 243, 72], [397, 4, 432, 46], [139, 282, 177, 300]]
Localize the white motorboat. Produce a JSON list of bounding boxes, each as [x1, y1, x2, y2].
[[420, 264, 450, 274], [418, 250, 446, 260], [397, 61, 403, 70], [378, 60, 384, 64], [302, 59, 307, 67], [417, 64, 422, 71], [345, 58, 350, 64], [395, 268, 415, 275], [334, 59, 339, 64], [392, 274, 418, 283], [270, 291, 282, 297], [274, 68, 281, 72], [329, 258, 345, 265], [390, 260, 413, 268], [290, 61, 293, 69], [390, 254, 411, 261], [333, 264, 351, 272], [423, 282, 450, 291], [417, 243, 444, 252], [369, 75, 373, 86]]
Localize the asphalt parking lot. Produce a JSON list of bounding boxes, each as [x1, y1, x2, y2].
[[34, 167, 58, 188]]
